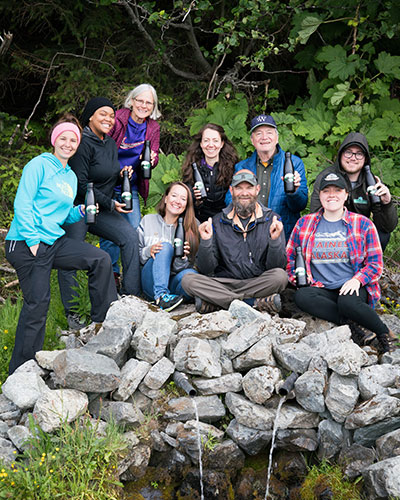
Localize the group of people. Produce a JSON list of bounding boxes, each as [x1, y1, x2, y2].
[[5, 83, 398, 374]]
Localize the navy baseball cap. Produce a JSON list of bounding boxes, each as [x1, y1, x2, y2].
[[250, 115, 277, 133]]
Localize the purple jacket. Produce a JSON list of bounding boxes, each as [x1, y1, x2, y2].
[[108, 108, 160, 203]]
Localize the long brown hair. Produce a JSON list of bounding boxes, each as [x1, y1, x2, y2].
[[182, 123, 239, 187], [157, 182, 200, 258]]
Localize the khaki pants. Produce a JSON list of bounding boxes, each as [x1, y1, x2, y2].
[[181, 268, 288, 309]]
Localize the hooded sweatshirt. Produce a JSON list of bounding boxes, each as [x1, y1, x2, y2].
[[310, 132, 398, 233], [6, 153, 82, 246]]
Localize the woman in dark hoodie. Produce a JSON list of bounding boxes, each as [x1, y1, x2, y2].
[[57, 97, 140, 329], [310, 132, 398, 250]]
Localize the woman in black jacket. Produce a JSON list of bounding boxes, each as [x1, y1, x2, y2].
[[182, 123, 239, 222]]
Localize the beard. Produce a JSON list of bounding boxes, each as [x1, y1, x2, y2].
[[232, 196, 257, 218]]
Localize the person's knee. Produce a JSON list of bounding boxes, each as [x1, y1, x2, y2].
[[181, 273, 198, 295], [158, 242, 173, 254], [272, 268, 289, 291], [337, 293, 361, 316]]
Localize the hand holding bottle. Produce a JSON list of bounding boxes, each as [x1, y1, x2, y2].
[[114, 200, 132, 214]]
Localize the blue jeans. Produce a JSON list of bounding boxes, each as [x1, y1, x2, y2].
[[141, 243, 197, 300], [100, 191, 141, 274]]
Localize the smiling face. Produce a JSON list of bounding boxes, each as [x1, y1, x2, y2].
[[89, 106, 115, 139], [251, 125, 279, 160], [53, 131, 79, 165], [164, 184, 188, 218], [320, 185, 348, 214], [130, 90, 154, 123], [230, 181, 260, 217], [200, 128, 224, 163], [340, 145, 366, 181]]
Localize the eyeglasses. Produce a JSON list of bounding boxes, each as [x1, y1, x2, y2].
[[134, 98, 154, 108], [343, 150, 365, 160]]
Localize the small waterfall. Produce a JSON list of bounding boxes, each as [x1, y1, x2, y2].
[[192, 398, 204, 500], [264, 396, 286, 500]]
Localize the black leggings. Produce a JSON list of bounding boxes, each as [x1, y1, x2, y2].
[[295, 286, 389, 337]]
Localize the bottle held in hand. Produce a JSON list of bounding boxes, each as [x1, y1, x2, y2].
[[295, 246, 307, 287], [85, 182, 96, 224], [141, 140, 151, 180], [121, 170, 132, 210], [174, 217, 185, 258], [192, 162, 207, 198], [283, 152, 295, 194], [364, 164, 380, 206]]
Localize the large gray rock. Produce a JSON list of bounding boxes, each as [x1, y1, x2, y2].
[[89, 399, 144, 426], [270, 317, 306, 344], [339, 444, 376, 479], [104, 295, 149, 326], [345, 394, 400, 429], [300, 324, 351, 352], [242, 366, 281, 404], [174, 337, 221, 378], [193, 373, 243, 395], [33, 389, 88, 432], [143, 357, 175, 390], [275, 429, 318, 452], [0, 437, 18, 465], [206, 439, 246, 472], [16, 358, 48, 376], [53, 349, 120, 392], [119, 444, 152, 481], [228, 299, 270, 326], [164, 396, 225, 422], [114, 359, 151, 401], [278, 403, 320, 430], [353, 417, 400, 447], [232, 336, 276, 370], [363, 456, 400, 499], [35, 350, 64, 371], [358, 364, 400, 400], [324, 341, 369, 376], [325, 372, 359, 423], [295, 369, 326, 413], [7, 425, 32, 451], [272, 343, 314, 374], [84, 321, 133, 366], [222, 319, 271, 359], [0, 394, 21, 423], [2, 372, 49, 410], [176, 420, 224, 463], [225, 392, 275, 430], [317, 419, 350, 459], [131, 311, 177, 363], [376, 428, 400, 460], [225, 419, 272, 455], [176, 310, 236, 340]]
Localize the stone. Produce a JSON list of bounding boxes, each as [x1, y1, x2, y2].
[[113, 359, 151, 401], [15, 359, 47, 376], [150, 430, 168, 452], [225, 392, 275, 430], [233, 336, 276, 371], [7, 425, 32, 451], [228, 299, 271, 326], [358, 364, 400, 400], [173, 337, 221, 378], [381, 349, 400, 365], [339, 444, 376, 479], [225, 419, 272, 455], [2, 372, 49, 410], [275, 429, 318, 452], [143, 357, 175, 390], [83, 321, 133, 366], [0, 422, 9, 438], [165, 396, 225, 423], [270, 317, 306, 344], [127, 391, 152, 413], [33, 389, 88, 432], [324, 341, 369, 376], [325, 372, 359, 423], [353, 417, 400, 447], [59, 334, 80, 349], [363, 456, 400, 499], [272, 343, 314, 374], [278, 403, 320, 430], [205, 439, 245, 472], [294, 369, 326, 413], [0, 438, 18, 465], [53, 349, 120, 392], [119, 444, 151, 481], [376, 428, 400, 460], [176, 310, 236, 340], [317, 419, 350, 459], [193, 373, 243, 395], [89, 399, 144, 426], [35, 350, 64, 371], [300, 324, 351, 351], [176, 420, 224, 463], [0, 394, 21, 423], [104, 295, 149, 326], [346, 394, 400, 429], [242, 366, 281, 404], [131, 311, 177, 363], [137, 382, 163, 400], [222, 319, 272, 359]]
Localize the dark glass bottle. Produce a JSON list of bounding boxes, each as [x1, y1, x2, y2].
[[121, 170, 132, 210], [141, 140, 151, 179], [295, 246, 307, 287], [192, 162, 207, 198], [283, 152, 295, 194], [85, 182, 96, 224], [364, 164, 380, 206], [174, 217, 185, 257]]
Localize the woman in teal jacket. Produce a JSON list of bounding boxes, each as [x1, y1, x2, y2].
[[5, 114, 117, 374]]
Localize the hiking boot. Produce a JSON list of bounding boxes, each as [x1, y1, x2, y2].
[[67, 312, 86, 331], [347, 320, 376, 347], [156, 293, 184, 312], [254, 293, 282, 314], [195, 296, 219, 314], [377, 332, 395, 354]]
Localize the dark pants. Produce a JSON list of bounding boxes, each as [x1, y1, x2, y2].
[[294, 286, 389, 336], [58, 211, 140, 314], [6, 237, 117, 374], [377, 230, 390, 252]]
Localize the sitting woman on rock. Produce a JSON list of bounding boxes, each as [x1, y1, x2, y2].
[[138, 182, 199, 312], [286, 171, 396, 353], [5, 114, 117, 374]]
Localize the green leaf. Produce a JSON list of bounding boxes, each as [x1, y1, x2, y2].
[[323, 82, 353, 106], [298, 16, 323, 44], [375, 52, 400, 79], [332, 105, 362, 135], [292, 103, 333, 141], [365, 111, 400, 148], [316, 45, 359, 80]]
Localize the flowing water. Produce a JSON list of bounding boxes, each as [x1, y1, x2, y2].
[[192, 399, 204, 500], [264, 396, 286, 500]]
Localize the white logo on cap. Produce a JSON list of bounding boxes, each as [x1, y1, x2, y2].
[[257, 116, 267, 122], [324, 173, 340, 181]]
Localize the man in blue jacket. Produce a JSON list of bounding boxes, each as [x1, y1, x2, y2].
[[225, 114, 308, 240]]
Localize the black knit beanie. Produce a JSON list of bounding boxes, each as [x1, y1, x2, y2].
[[81, 97, 116, 127]]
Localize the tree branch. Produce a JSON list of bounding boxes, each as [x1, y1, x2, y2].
[[0, 32, 13, 57]]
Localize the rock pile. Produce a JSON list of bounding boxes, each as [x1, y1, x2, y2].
[[1, 295, 400, 499]]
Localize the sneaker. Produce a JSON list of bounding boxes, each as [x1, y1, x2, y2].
[[156, 293, 184, 312], [195, 296, 219, 314], [67, 312, 86, 331], [254, 293, 282, 314]]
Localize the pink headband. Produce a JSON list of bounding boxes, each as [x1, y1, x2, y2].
[[51, 123, 81, 147]]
